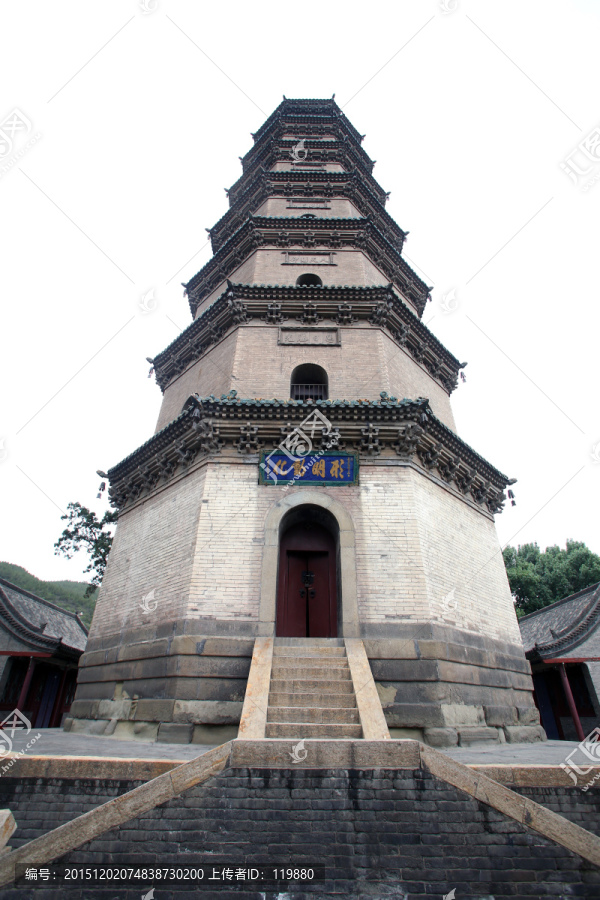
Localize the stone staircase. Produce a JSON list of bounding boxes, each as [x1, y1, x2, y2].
[[266, 638, 362, 738]]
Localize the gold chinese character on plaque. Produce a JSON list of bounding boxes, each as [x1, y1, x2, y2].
[[329, 459, 345, 479], [312, 459, 326, 478]]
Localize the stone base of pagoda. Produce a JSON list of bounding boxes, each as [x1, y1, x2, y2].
[[66, 619, 544, 747]]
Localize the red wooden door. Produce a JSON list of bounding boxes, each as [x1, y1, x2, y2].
[[276, 523, 337, 637]]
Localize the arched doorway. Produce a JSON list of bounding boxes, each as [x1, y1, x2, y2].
[[259, 490, 359, 638], [276, 506, 338, 638]]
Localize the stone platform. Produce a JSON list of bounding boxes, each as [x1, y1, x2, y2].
[[0, 739, 599, 898], [3, 727, 589, 768]]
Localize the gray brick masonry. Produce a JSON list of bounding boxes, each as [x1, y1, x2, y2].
[[0, 770, 598, 898]]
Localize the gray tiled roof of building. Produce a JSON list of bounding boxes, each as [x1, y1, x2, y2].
[[519, 582, 600, 654], [0, 577, 88, 653]]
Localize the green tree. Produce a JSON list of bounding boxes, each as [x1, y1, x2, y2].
[[503, 540, 600, 618], [54, 503, 117, 597]]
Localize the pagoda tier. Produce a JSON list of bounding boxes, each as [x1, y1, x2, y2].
[[228, 139, 383, 207], [250, 97, 365, 147], [209, 171, 406, 254], [185, 216, 429, 318], [106, 394, 511, 518], [153, 284, 464, 395]]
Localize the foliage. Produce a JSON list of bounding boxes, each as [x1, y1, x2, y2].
[[0, 561, 98, 627], [54, 502, 117, 598], [503, 540, 600, 618]]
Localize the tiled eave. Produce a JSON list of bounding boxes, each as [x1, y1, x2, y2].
[[525, 585, 600, 662], [247, 118, 370, 171], [0, 586, 78, 657], [107, 396, 513, 517], [151, 283, 462, 394], [251, 99, 363, 145], [241, 136, 375, 181], [228, 142, 384, 207], [210, 171, 405, 254], [228, 167, 387, 210], [184, 218, 430, 318]]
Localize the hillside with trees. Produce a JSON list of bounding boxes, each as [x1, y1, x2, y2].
[[0, 561, 97, 626]]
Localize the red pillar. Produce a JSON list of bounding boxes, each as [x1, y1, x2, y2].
[[16, 657, 36, 713], [559, 663, 585, 742], [48, 667, 69, 728]]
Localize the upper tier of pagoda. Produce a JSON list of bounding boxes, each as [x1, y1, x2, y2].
[[183, 98, 431, 321]]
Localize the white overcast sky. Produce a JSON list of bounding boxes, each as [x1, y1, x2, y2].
[[1, 0, 599, 584]]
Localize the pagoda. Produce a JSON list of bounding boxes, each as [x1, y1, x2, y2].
[[66, 99, 544, 749]]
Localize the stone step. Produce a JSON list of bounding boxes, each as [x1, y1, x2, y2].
[[267, 706, 360, 725], [271, 655, 349, 668], [269, 691, 358, 709], [274, 638, 345, 647], [265, 722, 363, 739], [270, 665, 351, 681], [272, 646, 347, 658], [270, 678, 355, 695]]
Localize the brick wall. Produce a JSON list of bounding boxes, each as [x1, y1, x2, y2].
[[195, 248, 420, 318], [154, 331, 238, 433], [89, 460, 518, 641], [254, 197, 363, 218], [154, 323, 455, 435], [87, 465, 207, 639], [187, 462, 263, 623], [412, 471, 522, 645], [2, 770, 598, 898]]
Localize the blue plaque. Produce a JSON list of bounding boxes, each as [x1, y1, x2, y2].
[[259, 452, 359, 486]]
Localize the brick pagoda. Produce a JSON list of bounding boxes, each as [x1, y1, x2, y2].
[[67, 98, 544, 749]]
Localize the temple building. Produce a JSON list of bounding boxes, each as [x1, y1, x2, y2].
[[520, 581, 600, 741], [0, 577, 86, 728], [66, 98, 545, 748]]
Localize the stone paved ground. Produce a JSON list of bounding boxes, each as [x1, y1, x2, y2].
[[6, 728, 211, 761], [446, 738, 592, 766], [4, 729, 591, 767]]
